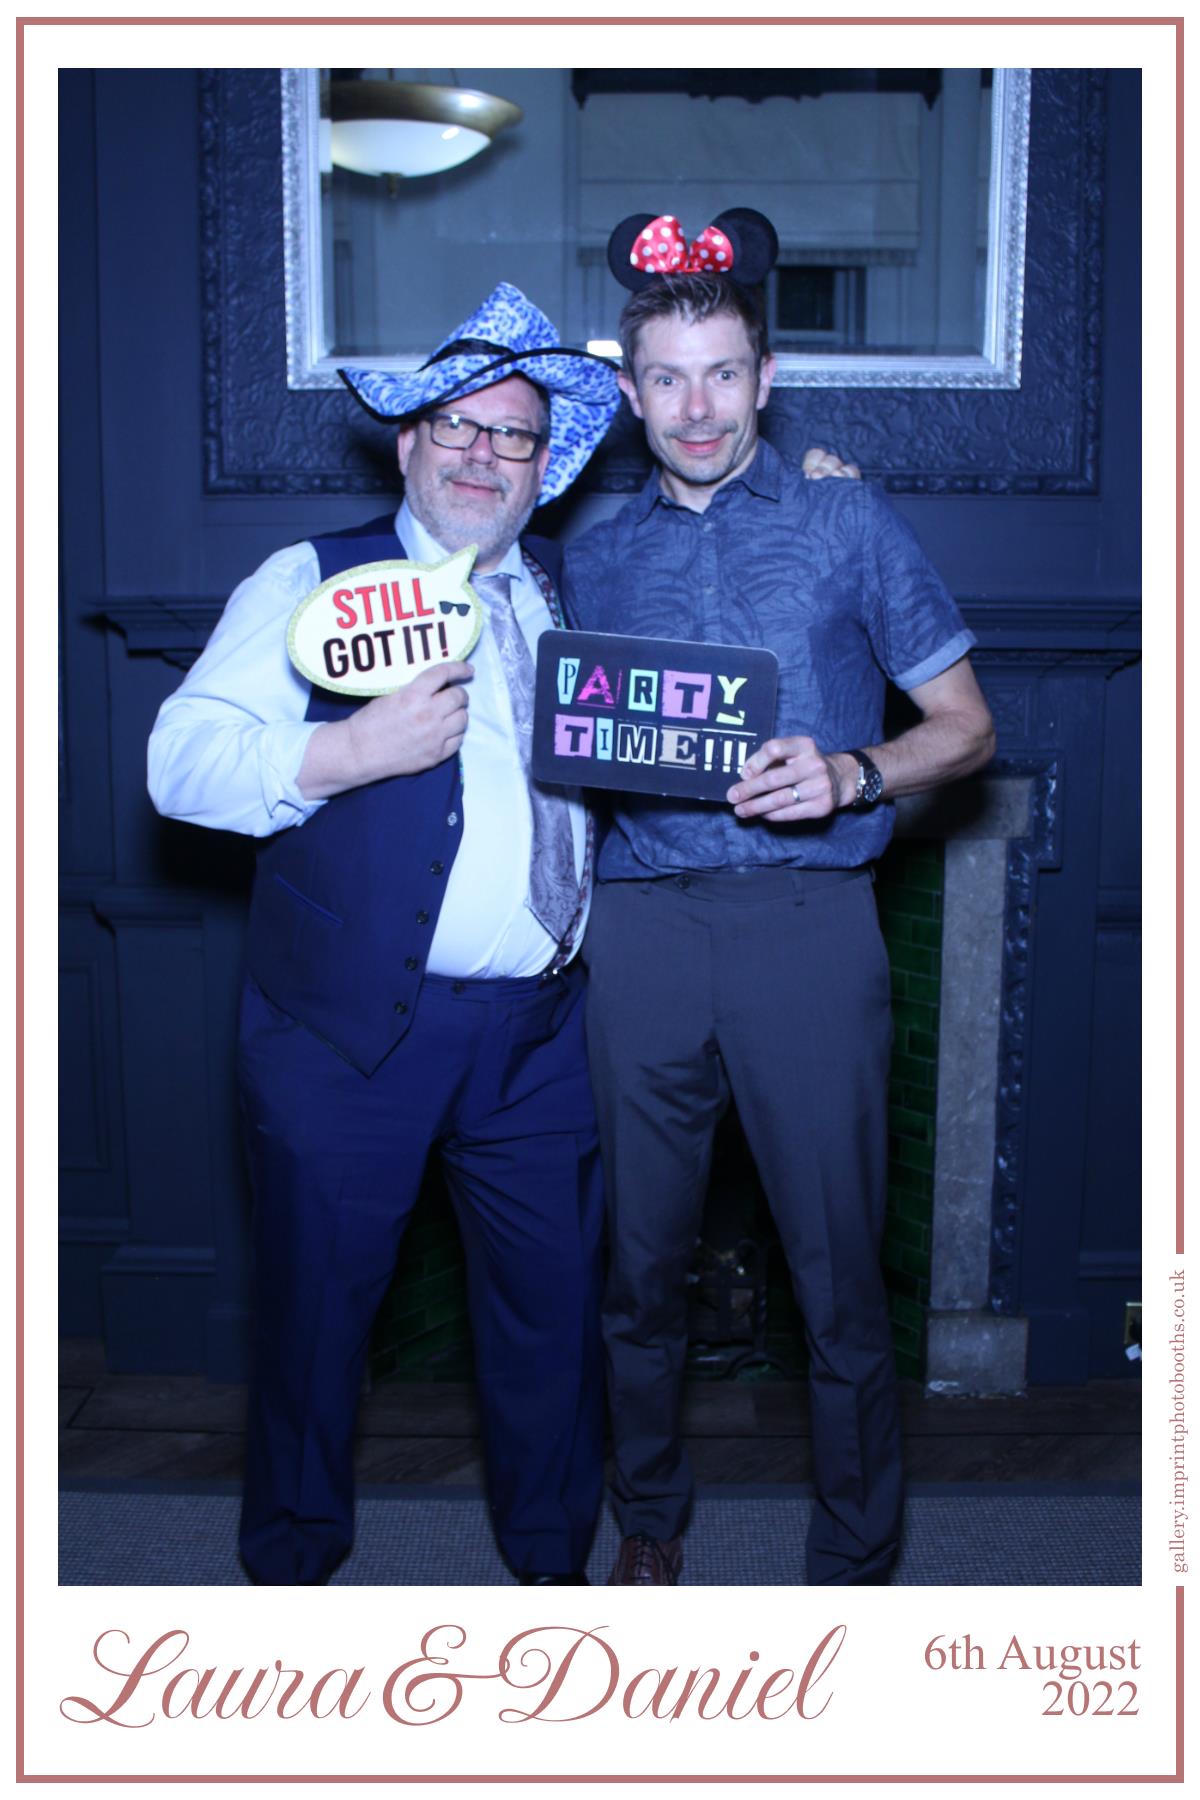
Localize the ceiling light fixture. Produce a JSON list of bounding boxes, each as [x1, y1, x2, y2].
[[329, 78, 523, 180]]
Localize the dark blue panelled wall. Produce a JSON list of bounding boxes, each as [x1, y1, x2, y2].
[[59, 69, 1141, 1386]]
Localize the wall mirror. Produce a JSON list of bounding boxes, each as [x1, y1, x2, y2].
[[283, 67, 1029, 391]]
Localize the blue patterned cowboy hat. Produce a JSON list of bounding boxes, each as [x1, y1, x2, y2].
[[340, 283, 621, 504]]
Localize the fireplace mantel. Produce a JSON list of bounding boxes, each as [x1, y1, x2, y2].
[[896, 767, 1056, 1393]]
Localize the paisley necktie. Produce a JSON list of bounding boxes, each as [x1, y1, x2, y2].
[[473, 571, 579, 945]]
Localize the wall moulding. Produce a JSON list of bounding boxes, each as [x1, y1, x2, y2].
[[100, 595, 1140, 671], [201, 68, 1104, 498]]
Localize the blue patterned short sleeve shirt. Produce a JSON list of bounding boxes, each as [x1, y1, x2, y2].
[[563, 439, 975, 878]]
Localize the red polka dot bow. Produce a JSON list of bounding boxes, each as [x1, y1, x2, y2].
[[628, 215, 735, 276]]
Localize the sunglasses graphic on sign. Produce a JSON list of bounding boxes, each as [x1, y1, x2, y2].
[[287, 548, 484, 697]]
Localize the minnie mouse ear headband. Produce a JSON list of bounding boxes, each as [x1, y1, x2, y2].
[[339, 283, 621, 504], [607, 208, 779, 292]]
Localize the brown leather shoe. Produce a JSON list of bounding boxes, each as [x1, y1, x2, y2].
[[607, 1533, 683, 1585]]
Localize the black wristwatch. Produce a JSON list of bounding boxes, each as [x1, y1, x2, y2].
[[847, 748, 885, 809]]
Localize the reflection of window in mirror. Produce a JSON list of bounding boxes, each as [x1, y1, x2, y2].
[[285, 67, 1028, 387]]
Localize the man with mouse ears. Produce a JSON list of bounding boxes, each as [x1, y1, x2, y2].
[[565, 208, 996, 1588], [148, 284, 621, 1587]]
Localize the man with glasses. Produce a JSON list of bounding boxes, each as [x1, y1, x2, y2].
[[148, 285, 620, 1587]]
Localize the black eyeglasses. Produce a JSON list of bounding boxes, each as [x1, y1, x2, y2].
[[427, 411, 546, 462]]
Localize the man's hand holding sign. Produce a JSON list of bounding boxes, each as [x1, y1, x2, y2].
[[727, 658, 994, 823], [297, 664, 474, 798], [729, 733, 851, 821], [288, 550, 483, 797]]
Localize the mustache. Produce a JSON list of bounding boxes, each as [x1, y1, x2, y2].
[[439, 467, 510, 495]]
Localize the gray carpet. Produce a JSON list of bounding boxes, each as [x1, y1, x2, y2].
[[59, 1485, 1140, 1585]]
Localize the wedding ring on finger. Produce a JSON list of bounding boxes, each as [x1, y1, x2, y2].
[[790, 785, 802, 805]]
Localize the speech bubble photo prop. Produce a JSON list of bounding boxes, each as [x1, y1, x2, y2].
[[288, 549, 483, 697], [533, 629, 779, 802]]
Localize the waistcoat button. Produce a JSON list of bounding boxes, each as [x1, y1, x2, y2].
[[416, 910, 430, 924], [405, 956, 419, 972], [393, 1000, 408, 1015]]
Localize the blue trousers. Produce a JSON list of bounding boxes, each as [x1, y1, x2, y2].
[[585, 867, 903, 1586], [236, 963, 605, 1584]]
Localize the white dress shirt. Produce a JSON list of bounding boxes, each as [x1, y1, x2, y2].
[[148, 503, 588, 978]]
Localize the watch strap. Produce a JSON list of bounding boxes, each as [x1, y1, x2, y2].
[[848, 748, 884, 809]]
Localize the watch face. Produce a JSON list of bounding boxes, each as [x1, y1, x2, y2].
[[862, 767, 885, 804]]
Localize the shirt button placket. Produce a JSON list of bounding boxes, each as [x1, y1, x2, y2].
[[700, 518, 721, 639]]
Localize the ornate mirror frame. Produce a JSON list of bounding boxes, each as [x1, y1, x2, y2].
[[201, 69, 1102, 495], [281, 67, 1031, 392]]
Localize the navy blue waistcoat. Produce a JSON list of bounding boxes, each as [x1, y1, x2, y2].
[[244, 513, 564, 1076]]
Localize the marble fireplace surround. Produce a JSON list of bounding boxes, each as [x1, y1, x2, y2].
[[893, 763, 1054, 1396]]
